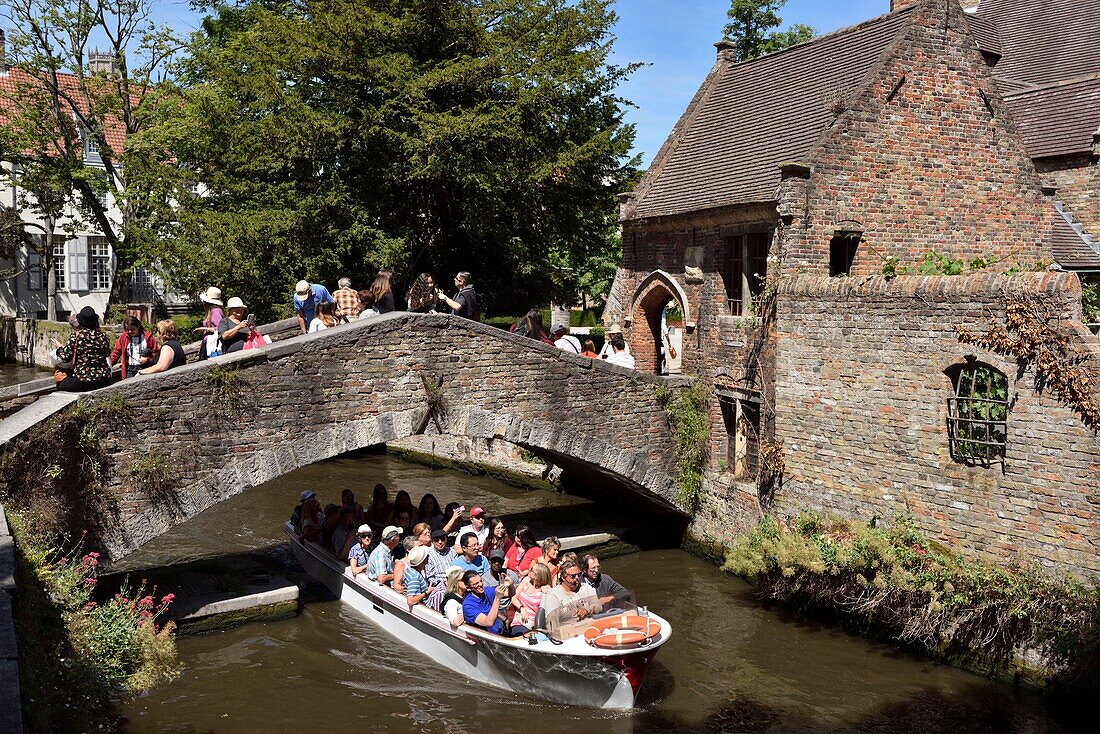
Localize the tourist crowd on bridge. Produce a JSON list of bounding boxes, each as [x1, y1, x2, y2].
[[50, 268, 635, 392], [291, 485, 629, 638]]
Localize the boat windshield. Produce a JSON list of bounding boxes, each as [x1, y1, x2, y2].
[[543, 589, 639, 642]]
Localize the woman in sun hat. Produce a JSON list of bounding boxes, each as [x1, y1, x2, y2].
[[216, 296, 254, 353], [196, 287, 224, 359]]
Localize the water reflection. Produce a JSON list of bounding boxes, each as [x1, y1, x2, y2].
[[118, 454, 1084, 733]]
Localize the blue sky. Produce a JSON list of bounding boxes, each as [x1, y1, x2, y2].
[[149, 0, 891, 167]]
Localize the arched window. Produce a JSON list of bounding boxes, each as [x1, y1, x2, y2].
[[946, 361, 1009, 465]]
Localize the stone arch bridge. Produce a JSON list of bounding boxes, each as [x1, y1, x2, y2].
[[10, 313, 692, 562]]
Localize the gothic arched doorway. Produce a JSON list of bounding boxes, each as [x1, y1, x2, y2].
[[628, 270, 692, 375]]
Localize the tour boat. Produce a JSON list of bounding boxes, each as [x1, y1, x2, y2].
[[285, 523, 671, 708]]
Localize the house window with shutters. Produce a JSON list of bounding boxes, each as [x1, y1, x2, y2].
[[89, 236, 111, 290]]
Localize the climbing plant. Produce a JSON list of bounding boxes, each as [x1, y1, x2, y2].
[[655, 383, 711, 509], [956, 295, 1100, 429]]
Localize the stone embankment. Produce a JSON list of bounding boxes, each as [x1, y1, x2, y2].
[[0, 505, 23, 734]]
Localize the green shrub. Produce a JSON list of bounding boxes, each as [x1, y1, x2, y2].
[[1082, 280, 1099, 323], [655, 383, 711, 509], [723, 512, 1100, 680]]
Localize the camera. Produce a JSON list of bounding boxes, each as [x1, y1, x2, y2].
[[139, 347, 151, 358]]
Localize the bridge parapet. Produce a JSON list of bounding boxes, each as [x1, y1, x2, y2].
[[3, 313, 691, 562]]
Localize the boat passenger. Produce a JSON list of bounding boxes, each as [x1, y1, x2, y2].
[[331, 507, 358, 560], [539, 561, 600, 626], [461, 571, 512, 636], [536, 537, 562, 583], [297, 491, 325, 544], [340, 489, 365, 526], [365, 484, 392, 530], [487, 549, 515, 618], [442, 567, 467, 626], [454, 532, 493, 583], [455, 506, 489, 550], [413, 493, 444, 530], [390, 490, 416, 525], [348, 525, 374, 576], [392, 536, 417, 594], [481, 518, 514, 558], [581, 554, 628, 608], [403, 546, 434, 609], [366, 525, 403, 585], [394, 525, 431, 595], [511, 562, 552, 636], [505, 525, 542, 577], [423, 530, 457, 611]]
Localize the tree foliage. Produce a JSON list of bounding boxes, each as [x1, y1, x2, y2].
[[723, 0, 816, 62], [145, 0, 639, 319]]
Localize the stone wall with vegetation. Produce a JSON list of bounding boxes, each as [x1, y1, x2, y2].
[[763, 272, 1099, 577]]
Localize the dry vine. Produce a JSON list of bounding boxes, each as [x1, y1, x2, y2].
[[956, 295, 1100, 429]]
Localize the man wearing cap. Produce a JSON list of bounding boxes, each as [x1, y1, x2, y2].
[[552, 324, 582, 354], [295, 490, 324, 544], [402, 546, 434, 608], [487, 549, 517, 615], [366, 525, 402, 585], [456, 506, 490, 550], [598, 323, 630, 360], [333, 277, 361, 323], [348, 525, 374, 576], [293, 279, 334, 334]]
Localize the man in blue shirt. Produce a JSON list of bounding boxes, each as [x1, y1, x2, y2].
[[454, 532, 492, 582], [365, 525, 402, 585], [461, 571, 511, 635], [294, 279, 334, 333]]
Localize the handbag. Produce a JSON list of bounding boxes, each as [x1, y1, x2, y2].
[[242, 330, 271, 350], [204, 333, 222, 358]]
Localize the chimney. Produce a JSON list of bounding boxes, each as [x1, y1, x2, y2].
[[714, 39, 738, 62], [0, 30, 6, 71], [889, 1, 918, 10], [87, 49, 117, 75]]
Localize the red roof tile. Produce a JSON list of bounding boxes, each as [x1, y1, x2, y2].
[[627, 8, 913, 220], [1003, 76, 1100, 159], [0, 67, 127, 157]]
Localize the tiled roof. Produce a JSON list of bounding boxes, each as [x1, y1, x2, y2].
[[963, 13, 1001, 58], [0, 67, 127, 156], [1049, 205, 1100, 270], [1003, 76, 1100, 159], [971, 0, 1100, 90], [628, 8, 913, 220]]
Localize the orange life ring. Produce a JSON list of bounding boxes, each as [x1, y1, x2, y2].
[[582, 614, 661, 649]]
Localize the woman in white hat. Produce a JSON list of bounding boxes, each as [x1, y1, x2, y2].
[[197, 287, 224, 338], [217, 296, 255, 353]]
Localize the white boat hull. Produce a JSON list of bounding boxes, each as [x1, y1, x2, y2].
[[285, 524, 669, 708]]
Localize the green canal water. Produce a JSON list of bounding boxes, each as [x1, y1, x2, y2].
[[113, 454, 1085, 734]]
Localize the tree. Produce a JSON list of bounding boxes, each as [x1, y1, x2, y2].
[[0, 0, 179, 305], [724, 0, 816, 62], [144, 0, 639, 319]]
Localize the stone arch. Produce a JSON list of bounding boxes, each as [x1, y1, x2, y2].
[[105, 404, 683, 562], [626, 270, 692, 375]]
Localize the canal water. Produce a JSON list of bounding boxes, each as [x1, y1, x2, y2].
[[117, 454, 1084, 734]]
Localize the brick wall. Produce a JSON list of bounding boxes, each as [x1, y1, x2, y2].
[[752, 272, 1100, 576], [1037, 155, 1100, 241], [785, 0, 1055, 273], [36, 314, 687, 562]]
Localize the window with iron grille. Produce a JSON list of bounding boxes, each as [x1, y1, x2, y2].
[[88, 236, 111, 290], [947, 362, 1008, 465]]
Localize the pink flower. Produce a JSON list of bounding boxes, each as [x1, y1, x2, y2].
[[82, 577, 97, 587], [138, 595, 155, 609], [160, 593, 176, 607]]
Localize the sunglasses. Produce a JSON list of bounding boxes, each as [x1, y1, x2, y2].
[[564, 572, 581, 579]]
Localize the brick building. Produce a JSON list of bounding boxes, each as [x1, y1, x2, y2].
[[610, 0, 1100, 576]]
